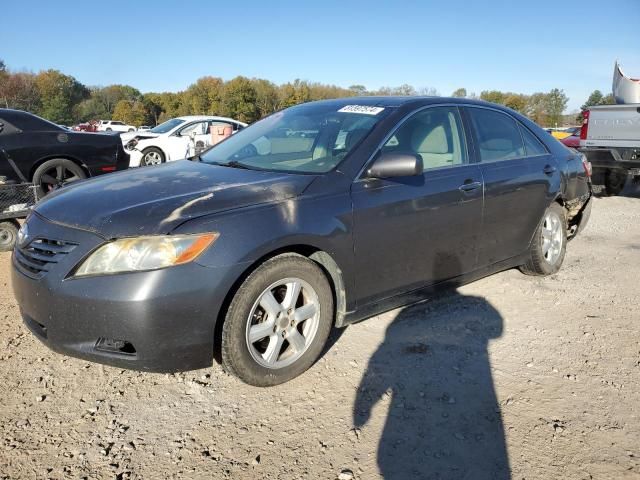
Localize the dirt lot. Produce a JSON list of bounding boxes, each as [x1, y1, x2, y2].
[[1, 184, 639, 480]]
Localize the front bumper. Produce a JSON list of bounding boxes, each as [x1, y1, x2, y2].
[[11, 213, 245, 372], [126, 149, 143, 168]]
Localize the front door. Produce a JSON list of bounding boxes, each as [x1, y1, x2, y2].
[[166, 121, 211, 160], [351, 106, 483, 306]]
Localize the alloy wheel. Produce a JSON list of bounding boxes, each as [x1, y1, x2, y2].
[[245, 277, 321, 369], [142, 151, 162, 166], [541, 211, 563, 265], [39, 165, 83, 192]]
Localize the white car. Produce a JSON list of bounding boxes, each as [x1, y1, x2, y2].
[[122, 115, 247, 167], [97, 120, 137, 133]]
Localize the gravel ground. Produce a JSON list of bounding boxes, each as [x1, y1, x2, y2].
[[1, 183, 639, 479]]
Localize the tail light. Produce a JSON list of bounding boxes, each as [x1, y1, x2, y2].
[[580, 110, 590, 140], [581, 154, 592, 177]]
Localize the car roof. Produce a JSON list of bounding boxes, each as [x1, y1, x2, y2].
[[176, 115, 247, 125], [301, 96, 511, 110], [0, 108, 63, 131]]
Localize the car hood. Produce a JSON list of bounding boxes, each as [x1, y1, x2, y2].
[[120, 131, 160, 143], [35, 161, 315, 238]]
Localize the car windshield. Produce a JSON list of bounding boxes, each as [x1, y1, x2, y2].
[[150, 118, 185, 134], [199, 103, 390, 174]]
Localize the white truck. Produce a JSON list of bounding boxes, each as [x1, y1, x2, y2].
[[579, 63, 640, 195], [580, 105, 640, 195], [96, 120, 137, 133]]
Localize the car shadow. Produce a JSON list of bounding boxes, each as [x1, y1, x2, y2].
[[354, 256, 510, 479]]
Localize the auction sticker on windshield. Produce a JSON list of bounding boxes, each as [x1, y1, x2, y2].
[[338, 105, 385, 115]]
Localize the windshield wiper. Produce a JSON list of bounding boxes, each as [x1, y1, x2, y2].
[[200, 159, 256, 170], [226, 160, 253, 170]]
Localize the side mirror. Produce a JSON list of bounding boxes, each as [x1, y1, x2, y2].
[[366, 152, 423, 179]]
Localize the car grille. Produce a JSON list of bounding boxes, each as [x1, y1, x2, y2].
[[15, 238, 77, 279]]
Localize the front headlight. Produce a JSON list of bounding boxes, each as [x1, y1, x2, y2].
[[74, 233, 218, 277], [125, 139, 138, 150]]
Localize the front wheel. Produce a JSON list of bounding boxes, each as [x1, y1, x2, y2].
[[520, 203, 567, 276], [221, 254, 334, 386], [140, 147, 165, 166]]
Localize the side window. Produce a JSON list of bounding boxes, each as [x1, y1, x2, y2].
[[180, 121, 209, 136], [0, 118, 20, 136], [112, 121, 124, 126], [382, 106, 467, 170], [519, 125, 548, 156], [468, 108, 525, 162]]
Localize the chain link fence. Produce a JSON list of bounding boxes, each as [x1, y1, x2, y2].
[[0, 184, 38, 217]]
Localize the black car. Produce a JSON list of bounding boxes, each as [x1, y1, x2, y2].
[[0, 109, 130, 196], [11, 97, 592, 386]]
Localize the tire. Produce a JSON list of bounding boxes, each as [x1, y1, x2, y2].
[[221, 254, 334, 386], [106, 127, 112, 131], [604, 169, 627, 196], [128, 128, 135, 132], [140, 147, 165, 166], [520, 202, 567, 276], [0, 221, 19, 252], [32, 158, 87, 197]]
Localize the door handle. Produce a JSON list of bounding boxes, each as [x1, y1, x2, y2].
[[543, 164, 557, 175], [458, 180, 482, 192]]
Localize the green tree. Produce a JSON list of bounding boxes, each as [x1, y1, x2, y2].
[[35, 69, 88, 124], [252, 78, 279, 118], [221, 76, 259, 123], [181, 76, 224, 115], [580, 90, 603, 111], [545, 88, 568, 127], [451, 88, 467, 98], [112, 99, 148, 126], [480, 90, 506, 105], [349, 84, 368, 96], [601, 93, 615, 105], [527, 92, 548, 125], [504, 94, 528, 113], [278, 79, 312, 108], [0, 72, 41, 111], [392, 84, 417, 96], [577, 90, 616, 122]]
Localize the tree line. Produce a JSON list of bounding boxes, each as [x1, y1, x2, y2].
[[0, 59, 612, 127]]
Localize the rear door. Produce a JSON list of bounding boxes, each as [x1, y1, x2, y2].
[[464, 106, 557, 265], [351, 105, 484, 306]]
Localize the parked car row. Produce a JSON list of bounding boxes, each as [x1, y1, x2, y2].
[[10, 97, 593, 387], [121, 116, 247, 166]]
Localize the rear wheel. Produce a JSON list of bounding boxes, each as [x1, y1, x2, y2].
[[32, 158, 87, 197], [0, 221, 19, 252], [520, 203, 567, 276], [604, 169, 627, 196], [221, 254, 334, 386]]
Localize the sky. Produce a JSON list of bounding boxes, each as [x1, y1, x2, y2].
[[2, 0, 639, 113]]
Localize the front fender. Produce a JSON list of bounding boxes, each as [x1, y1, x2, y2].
[[174, 193, 356, 311]]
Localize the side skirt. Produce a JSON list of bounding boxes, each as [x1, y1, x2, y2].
[[339, 253, 528, 327]]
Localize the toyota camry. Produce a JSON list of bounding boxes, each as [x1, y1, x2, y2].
[[12, 97, 592, 386]]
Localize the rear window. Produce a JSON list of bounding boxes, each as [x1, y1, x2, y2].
[[468, 108, 525, 162], [2, 111, 63, 132], [519, 125, 548, 156]]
